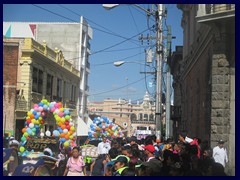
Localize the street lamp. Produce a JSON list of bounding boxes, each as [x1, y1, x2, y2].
[[104, 4, 164, 140]]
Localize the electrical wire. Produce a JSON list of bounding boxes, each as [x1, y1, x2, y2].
[[90, 75, 151, 96]]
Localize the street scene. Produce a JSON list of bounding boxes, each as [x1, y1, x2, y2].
[[3, 4, 235, 176]]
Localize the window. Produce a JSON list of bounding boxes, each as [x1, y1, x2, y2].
[[144, 114, 148, 121], [149, 114, 154, 121], [57, 78, 62, 98], [32, 67, 43, 93], [139, 113, 143, 121], [130, 113, 137, 121], [71, 85, 76, 101], [46, 74, 53, 96]]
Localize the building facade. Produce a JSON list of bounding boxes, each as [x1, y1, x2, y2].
[[171, 4, 235, 175], [3, 17, 92, 135], [3, 37, 80, 141], [88, 92, 160, 138]]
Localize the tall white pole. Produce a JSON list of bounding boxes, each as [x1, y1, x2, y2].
[[155, 4, 163, 140]]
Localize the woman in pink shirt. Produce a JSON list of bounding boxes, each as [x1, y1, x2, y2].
[[63, 147, 86, 176]]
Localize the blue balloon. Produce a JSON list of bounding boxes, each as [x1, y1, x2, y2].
[[61, 138, 66, 142], [43, 104, 48, 110], [33, 110, 37, 115], [38, 102, 44, 107]]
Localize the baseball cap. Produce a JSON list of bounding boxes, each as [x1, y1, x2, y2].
[[113, 155, 130, 165], [143, 144, 155, 153], [156, 139, 161, 143]]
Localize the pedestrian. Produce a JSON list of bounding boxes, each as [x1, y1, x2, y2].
[[97, 136, 111, 155], [213, 140, 228, 168], [142, 144, 163, 175], [90, 154, 106, 176], [103, 147, 119, 176], [112, 155, 134, 176], [63, 147, 86, 176]]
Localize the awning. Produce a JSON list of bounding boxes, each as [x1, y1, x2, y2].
[[76, 116, 88, 136]]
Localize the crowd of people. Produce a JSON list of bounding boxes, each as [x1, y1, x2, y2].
[[3, 134, 229, 176], [86, 134, 229, 176]]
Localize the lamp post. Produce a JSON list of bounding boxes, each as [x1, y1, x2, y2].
[[104, 4, 164, 139]]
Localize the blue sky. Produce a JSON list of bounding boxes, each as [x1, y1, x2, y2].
[[3, 4, 183, 102]]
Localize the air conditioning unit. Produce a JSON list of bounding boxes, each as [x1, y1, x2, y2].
[[123, 122, 128, 128]]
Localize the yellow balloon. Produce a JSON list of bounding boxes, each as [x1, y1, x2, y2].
[[70, 126, 75, 132]]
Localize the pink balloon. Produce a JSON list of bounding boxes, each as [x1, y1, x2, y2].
[[54, 103, 59, 108], [34, 104, 39, 108], [38, 107, 43, 112], [51, 108, 55, 112], [41, 112, 46, 116], [59, 112, 64, 117], [34, 107, 38, 111]]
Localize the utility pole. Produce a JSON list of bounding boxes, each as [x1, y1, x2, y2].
[[166, 25, 176, 139], [166, 25, 171, 139], [155, 4, 164, 140]]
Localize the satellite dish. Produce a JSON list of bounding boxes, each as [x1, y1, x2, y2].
[[123, 122, 128, 128]]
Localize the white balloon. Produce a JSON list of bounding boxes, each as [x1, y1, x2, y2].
[[63, 129, 68, 134], [69, 122, 74, 126], [45, 130, 51, 137], [29, 123, 34, 128], [72, 132, 77, 136], [40, 132, 44, 137]]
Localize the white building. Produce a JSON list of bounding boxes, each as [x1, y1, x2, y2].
[[3, 16, 93, 136]]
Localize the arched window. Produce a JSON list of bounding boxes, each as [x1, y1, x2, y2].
[[139, 113, 143, 121], [144, 114, 148, 121], [130, 113, 137, 122], [149, 114, 154, 121]]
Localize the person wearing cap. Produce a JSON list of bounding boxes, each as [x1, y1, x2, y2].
[[213, 140, 228, 168], [142, 144, 162, 175], [113, 155, 134, 176]]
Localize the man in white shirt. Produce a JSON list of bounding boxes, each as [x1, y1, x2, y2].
[[97, 136, 111, 155], [213, 140, 228, 167]]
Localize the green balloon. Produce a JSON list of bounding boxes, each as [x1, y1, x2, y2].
[[32, 128, 36, 132], [19, 146, 25, 153], [21, 136, 26, 142], [24, 132, 29, 137]]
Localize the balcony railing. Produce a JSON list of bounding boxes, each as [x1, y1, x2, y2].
[[196, 4, 235, 23], [16, 99, 28, 111]]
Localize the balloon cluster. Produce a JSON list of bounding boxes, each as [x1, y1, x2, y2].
[[19, 99, 77, 154], [88, 116, 124, 139]]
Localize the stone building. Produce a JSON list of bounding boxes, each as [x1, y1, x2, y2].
[[88, 92, 160, 138], [171, 4, 235, 175], [3, 17, 92, 131], [3, 37, 80, 141]]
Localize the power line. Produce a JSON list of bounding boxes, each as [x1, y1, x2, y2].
[[90, 75, 151, 96]]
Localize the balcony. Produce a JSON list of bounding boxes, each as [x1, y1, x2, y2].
[[196, 4, 235, 24], [16, 99, 28, 111]]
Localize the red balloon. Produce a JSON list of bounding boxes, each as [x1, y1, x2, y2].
[[66, 125, 70, 130], [27, 119, 31, 124], [40, 120, 45, 124], [65, 121, 69, 126]]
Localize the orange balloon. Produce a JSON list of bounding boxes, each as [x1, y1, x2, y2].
[[58, 122, 63, 127], [58, 102, 62, 108], [60, 133, 65, 138], [61, 125, 66, 130], [22, 128, 26, 133], [65, 134, 69, 140], [30, 114, 34, 119], [68, 130, 73, 135]]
